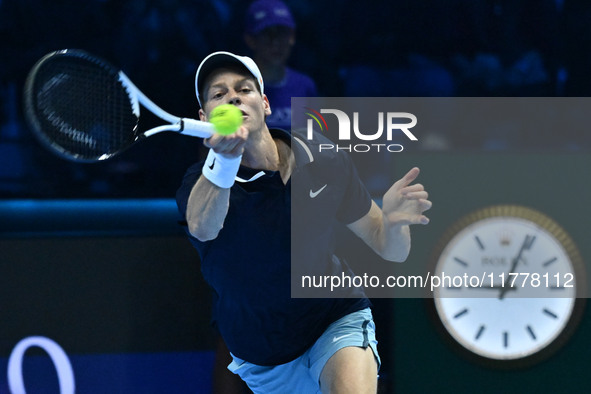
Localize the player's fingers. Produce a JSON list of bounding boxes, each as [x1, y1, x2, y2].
[[204, 126, 248, 151], [402, 167, 420, 184], [419, 198, 433, 212], [204, 133, 238, 149], [407, 213, 430, 225], [206, 138, 239, 154], [402, 184, 424, 195], [404, 190, 428, 200], [386, 212, 430, 226], [394, 167, 420, 189], [235, 125, 249, 140]]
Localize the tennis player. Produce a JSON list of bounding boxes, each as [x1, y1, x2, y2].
[[176, 51, 431, 393]]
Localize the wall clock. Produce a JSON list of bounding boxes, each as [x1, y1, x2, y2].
[[429, 205, 586, 368]]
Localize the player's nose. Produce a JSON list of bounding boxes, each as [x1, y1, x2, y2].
[[228, 92, 242, 106]]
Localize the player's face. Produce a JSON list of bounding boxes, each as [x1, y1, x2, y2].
[[246, 26, 295, 67], [201, 68, 271, 133]]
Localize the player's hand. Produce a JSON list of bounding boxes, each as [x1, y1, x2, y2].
[[204, 125, 248, 158], [382, 167, 432, 227]]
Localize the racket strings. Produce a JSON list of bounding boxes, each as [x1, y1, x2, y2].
[[31, 55, 138, 161]]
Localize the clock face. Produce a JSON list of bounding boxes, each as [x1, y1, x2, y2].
[[430, 205, 586, 367]]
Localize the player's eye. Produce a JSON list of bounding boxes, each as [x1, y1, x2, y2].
[[211, 91, 224, 100]]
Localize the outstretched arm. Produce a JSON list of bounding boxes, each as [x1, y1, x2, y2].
[[185, 126, 248, 241], [347, 167, 432, 262]]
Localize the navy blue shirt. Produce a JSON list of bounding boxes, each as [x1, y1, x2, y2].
[[176, 128, 372, 365]]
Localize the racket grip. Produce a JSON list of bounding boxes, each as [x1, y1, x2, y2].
[[181, 118, 215, 138]]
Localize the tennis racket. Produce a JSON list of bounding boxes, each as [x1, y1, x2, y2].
[[24, 49, 216, 162]]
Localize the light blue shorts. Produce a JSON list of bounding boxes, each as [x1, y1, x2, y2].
[[227, 307, 380, 394]]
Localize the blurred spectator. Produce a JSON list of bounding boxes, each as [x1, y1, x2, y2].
[[243, 0, 318, 130]]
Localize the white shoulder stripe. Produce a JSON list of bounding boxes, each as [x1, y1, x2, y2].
[[293, 136, 314, 163]]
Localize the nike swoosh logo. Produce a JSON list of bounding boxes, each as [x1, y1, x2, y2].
[[332, 333, 355, 343], [309, 184, 327, 198], [208, 158, 216, 170]]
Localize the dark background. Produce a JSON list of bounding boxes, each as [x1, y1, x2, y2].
[[2, 0, 591, 199]]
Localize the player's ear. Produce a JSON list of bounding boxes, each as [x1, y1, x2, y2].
[[199, 108, 208, 122], [263, 94, 272, 117]]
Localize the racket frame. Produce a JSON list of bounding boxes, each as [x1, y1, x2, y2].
[[24, 49, 215, 162], [117, 71, 214, 138]]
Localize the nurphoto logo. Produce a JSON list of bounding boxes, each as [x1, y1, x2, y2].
[[304, 107, 418, 153]]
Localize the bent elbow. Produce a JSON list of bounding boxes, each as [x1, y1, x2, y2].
[[380, 245, 410, 263], [382, 251, 409, 263], [390, 252, 409, 263], [188, 220, 221, 242]]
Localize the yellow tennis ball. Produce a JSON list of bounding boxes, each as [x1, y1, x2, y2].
[[209, 104, 243, 135]]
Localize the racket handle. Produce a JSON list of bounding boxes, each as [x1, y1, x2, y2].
[[181, 118, 215, 138]]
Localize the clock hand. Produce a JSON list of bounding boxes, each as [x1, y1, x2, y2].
[[499, 234, 535, 300]]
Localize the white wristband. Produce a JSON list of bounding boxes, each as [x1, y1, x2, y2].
[[202, 149, 242, 188]]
